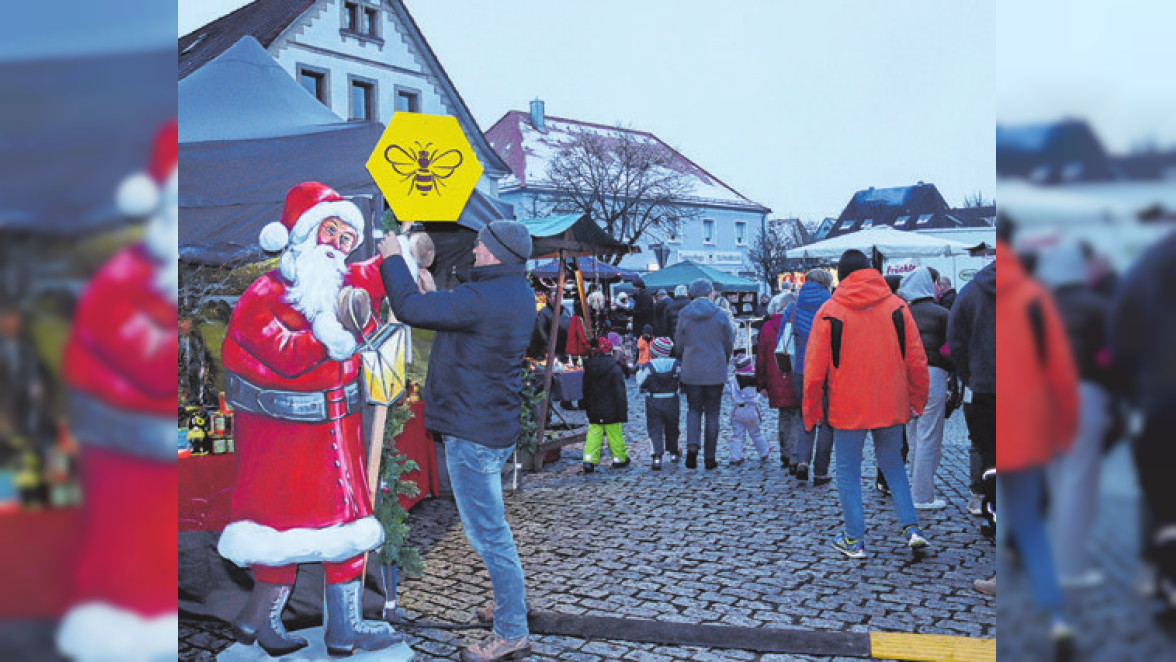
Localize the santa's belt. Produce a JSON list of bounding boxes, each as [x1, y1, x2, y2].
[[226, 373, 362, 423]]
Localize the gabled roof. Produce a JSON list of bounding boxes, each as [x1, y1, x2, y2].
[[485, 110, 770, 213], [179, 0, 315, 79], [996, 119, 1116, 183], [826, 183, 994, 238], [178, 0, 509, 175]]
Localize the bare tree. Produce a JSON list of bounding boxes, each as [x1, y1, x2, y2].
[[747, 219, 811, 290], [544, 126, 700, 263], [963, 190, 993, 208]]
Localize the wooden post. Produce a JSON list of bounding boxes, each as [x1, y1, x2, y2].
[[532, 250, 567, 472]]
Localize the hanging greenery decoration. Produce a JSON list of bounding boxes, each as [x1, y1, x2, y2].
[[516, 363, 546, 461], [372, 400, 424, 576]]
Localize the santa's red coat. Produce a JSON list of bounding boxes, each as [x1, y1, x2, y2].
[[217, 255, 388, 568], [58, 244, 179, 660]]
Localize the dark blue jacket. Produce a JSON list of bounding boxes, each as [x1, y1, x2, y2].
[[1109, 231, 1176, 419], [782, 282, 831, 370], [381, 256, 535, 448], [948, 261, 996, 394]]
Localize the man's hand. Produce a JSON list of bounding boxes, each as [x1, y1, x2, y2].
[[417, 268, 436, 294], [377, 234, 402, 258]]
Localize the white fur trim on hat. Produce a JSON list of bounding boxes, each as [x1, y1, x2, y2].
[[116, 172, 160, 218], [217, 516, 383, 567], [290, 200, 365, 248], [259, 221, 290, 253], [57, 602, 178, 662]]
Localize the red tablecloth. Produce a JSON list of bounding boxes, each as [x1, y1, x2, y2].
[[0, 507, 82, 618], [178, 400, 438, 532]]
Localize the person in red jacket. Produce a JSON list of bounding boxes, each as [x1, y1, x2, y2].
[[57, 120, 179, 662], [803, 250, 930, 559], [217, 182, 401, 657], [755, 293, 800, 467], [996, 235, 1080, 650]]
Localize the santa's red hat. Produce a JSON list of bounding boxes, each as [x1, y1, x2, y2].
[[116, 119, 178, 217], [259, 182, 365, 253]]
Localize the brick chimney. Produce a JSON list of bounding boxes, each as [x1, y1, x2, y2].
[[529, 98, 546, 133]]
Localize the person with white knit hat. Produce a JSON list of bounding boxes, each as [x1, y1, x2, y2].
[[216, 181, 403, 656], [57, 119, 180, 662]]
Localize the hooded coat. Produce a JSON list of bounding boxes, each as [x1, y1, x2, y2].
[[1036, 240, 1114, 388], [583, 353, 628, 424], [948, 261, 996, 394], [994, 242, 1079, 471], [802, 269, 928, 431], [897, 267, 952, 371], [782, 281, 831, 371], [675, 297, 734, 385]]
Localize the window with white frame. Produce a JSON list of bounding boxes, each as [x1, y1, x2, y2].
[[702, 218, 715, 244], [735, 221, 746, 245], [666, 225, 680, 243], [916, 213, 934, 227], [860, 218, 873, 229]]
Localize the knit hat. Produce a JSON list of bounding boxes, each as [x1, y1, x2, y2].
[[591, 337, 613, 355], [734, 354, 753, 373], [116, 119, 178, 217], [650, 337, 673, 358], [478, 220, 532, 264], [260, 182, 365, 253], [687, 278, 713, 299], [837, 249, 872, 282]]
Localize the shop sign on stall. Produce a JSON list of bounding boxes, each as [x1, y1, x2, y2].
[[366, 112, 483, 222]]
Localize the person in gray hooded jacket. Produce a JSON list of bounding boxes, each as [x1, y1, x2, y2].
[[675, 278, 734, 469]]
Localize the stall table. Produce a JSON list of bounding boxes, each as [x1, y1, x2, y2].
[[178, 400, 438, 533]]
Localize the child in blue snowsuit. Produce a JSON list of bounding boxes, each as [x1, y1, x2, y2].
[[636, 337, 681, 470]]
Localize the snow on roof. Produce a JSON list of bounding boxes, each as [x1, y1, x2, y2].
[[996, 124, 1056, 153], [487, 111, 768, 211], [854, 186, 912, 207]]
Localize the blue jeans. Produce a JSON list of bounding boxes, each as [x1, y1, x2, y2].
[[445, 437, 528, 640], [1001, 466, 1063, 615], [682, 383, 723, 460], [833, 425, 919, 541]]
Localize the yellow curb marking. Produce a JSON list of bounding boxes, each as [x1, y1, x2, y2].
[[870, 631, 995, 661]]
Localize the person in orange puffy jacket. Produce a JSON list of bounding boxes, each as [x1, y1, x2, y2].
[[803, 250, 930, 559], [995, 233, 1080, 650]]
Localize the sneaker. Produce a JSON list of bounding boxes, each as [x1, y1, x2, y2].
[[831, 534, 866, 559], [685, 450, 698, 469], [729, 458, 744, 467], [904, 524, 929, 550], [973, 576, 996, 596], [795, 464, 809, 481], [967, 492, 984, 516], [582, 462, 595, 474], [1059, 569, 1104, 589], [704, 458, 718, 470], [611, 457, 630, 469], [914, 498, 948, 510], [460, 632, 532, 662], [668, 452, 680, 463], [813, 475, 832, 486], [651, 455, 663, 471]]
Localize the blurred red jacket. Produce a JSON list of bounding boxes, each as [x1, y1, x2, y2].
[[996, 241, 1079, 471]]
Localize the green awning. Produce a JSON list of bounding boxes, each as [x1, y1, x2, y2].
[[638, 260, 758, 292], [519, 214, 638, 258]]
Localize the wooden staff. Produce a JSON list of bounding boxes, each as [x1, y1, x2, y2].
[[531, 250, 567, 472]]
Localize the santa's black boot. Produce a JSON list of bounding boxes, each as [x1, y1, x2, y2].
[[232, 582, 308, 656], [325, 579, 405, 656]]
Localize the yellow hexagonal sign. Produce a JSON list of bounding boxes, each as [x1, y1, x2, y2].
[[366, 112, 483, 222]]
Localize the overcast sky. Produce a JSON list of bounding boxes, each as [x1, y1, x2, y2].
[[181, 2, 1002, 222]]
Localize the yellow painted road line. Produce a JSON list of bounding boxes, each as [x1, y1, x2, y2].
[[870, 631, 995, 662]]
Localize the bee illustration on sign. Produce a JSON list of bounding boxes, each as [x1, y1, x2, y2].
[[384, 141, 464, 196]]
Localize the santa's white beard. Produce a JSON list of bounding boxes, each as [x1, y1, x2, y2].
[[283, 241, 356, 361], [144, 204, 178, 303]]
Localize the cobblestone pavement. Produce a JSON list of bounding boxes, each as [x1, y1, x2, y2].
[[997, 443, 1176, 661], [181, 375, 995, 660]]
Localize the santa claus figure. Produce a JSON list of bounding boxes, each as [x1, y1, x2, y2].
[[57, 120, 180, 661], [216, 181, 401, 656]]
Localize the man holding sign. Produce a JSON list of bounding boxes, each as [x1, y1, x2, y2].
[[378, 220, 535, 662]]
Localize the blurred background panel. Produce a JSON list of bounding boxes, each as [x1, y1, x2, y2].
[[0, 1, 176, 660], [997, 1, 1176, 659]]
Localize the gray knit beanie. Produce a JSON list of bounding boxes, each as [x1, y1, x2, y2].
[[687, 278, 713, 299], [478, 220, 532, 265]]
